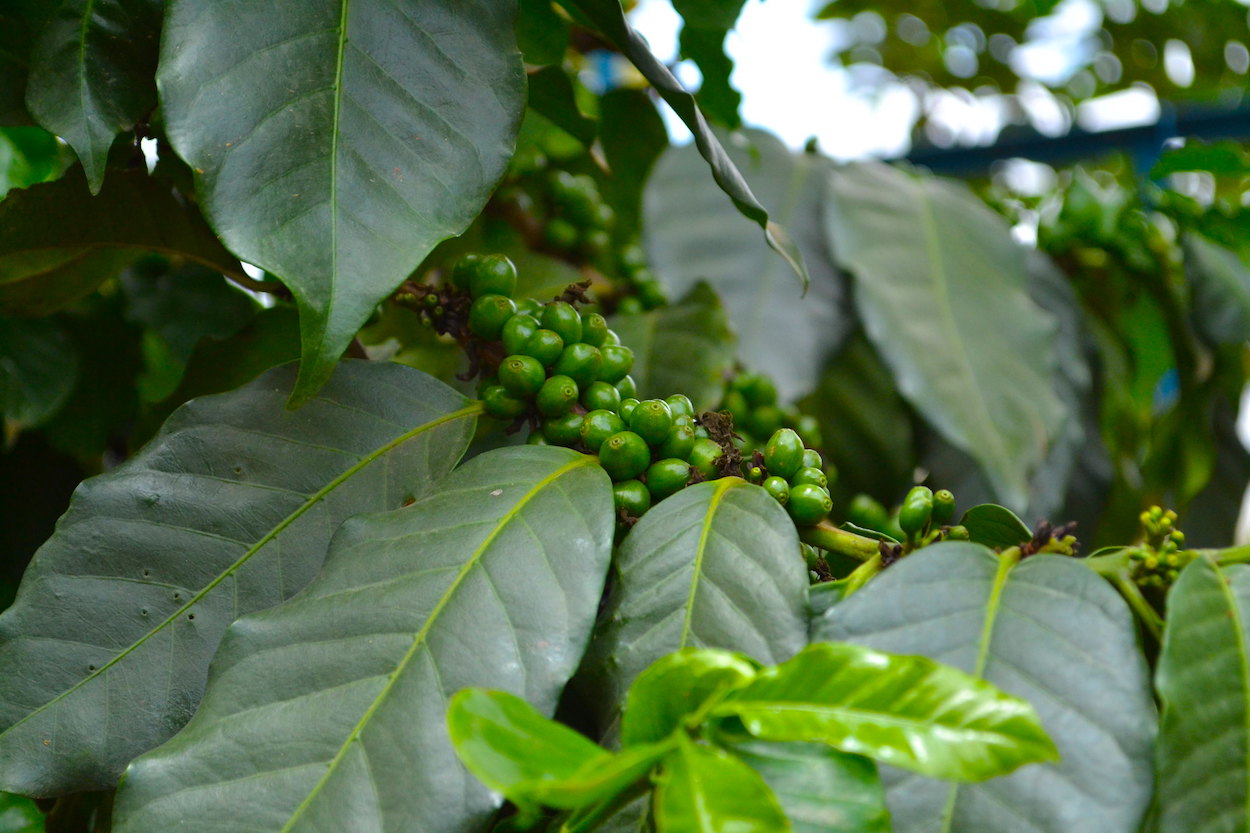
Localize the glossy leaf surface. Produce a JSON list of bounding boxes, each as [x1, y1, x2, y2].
[[1154, 556, 1250, 833], [114, 446, 614, 833], [25, 0, 163, 193], [576, 479, 808, 733], [157, 0, 525, 404], [959, 504, 1032, 550], [813, 543, 1155, 833], [825, 162, 1065, 511], [608, 282, 736, 412], [654, 736, 789, 833], [0, 362, 476, 795], [0, 168, 240, 317], [730, 741, 889, 833], [715, 642, 1056, 781], [644, 129, 847, 399], [620, 648, 758, 747]]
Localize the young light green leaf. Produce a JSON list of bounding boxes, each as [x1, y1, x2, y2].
[[654, 736, 790, 833], [0, 168, 242, 317], [113, 446, 614, 833], [713, 642, 1057, 781], [561, 0, 809, 291], [0, 361, 477, 796], [575, 479, 808, 735], [729, 741, 889, 833], [608, 282, 736, 412], [0, 126, 72, 199], [1153, 556, 1250, 833], [644, 129, 848, 400], [157, 0, 525, 405], [0, 791, 43, 833], [25, 0, 164, 193], [813, 543, 1156, 833], [825, 162, 1066, 512], [959, 504, 1032, 550], [620, 648, 759, 748]]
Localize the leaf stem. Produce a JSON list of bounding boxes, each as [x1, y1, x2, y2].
[[558, 783, 651, 833], [839, 552, 882, 599], [1215, 546, 1250, 566], [799, 521, 881, 562], [1109, 574, 1163, 642]]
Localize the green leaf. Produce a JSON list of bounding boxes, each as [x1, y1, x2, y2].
[[713, 642, 1057, 781], [449, 688, 666, 814], [644, 130, 848, 399], [24, 0, 163, 193], [959, 504, 1032, 550], [0, 126, 71, 199], [813, 543, 1156, 833], [620, 648, 758, 747], [0, 1, 52, 126], [0, 792, 42, 833], [0, 316, 77, 429], [825, 162, 1066, 511], [1153, 140, 1250, 178], [672, 0, 746, 29], [560, 0, 809, 290], [157, 0, 526, 405], [678, 26, 741, 129], [0, 361, 477, 795], [0, 168, 242, 317], [608, 282, 736, 411], [576, 478, 808, 733], [121, 263, 257, 364], [654, 736, 790, 833], [1153, 556, 1250, 833], [527, 66, 596, 146], [1185, 233, 1250, 344], [599, 89, 667, 241], [729, 741, 889, 833], [113, 446, 614, 832], [517, 0, 570, 65]]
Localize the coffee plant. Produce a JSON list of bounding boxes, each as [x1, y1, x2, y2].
[[2, 1, 1250, 832]]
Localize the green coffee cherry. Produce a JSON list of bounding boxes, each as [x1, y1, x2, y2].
[[848, 494, 889, 532], [788, 483, 832, 526], [747, 466, 765, 484], [553, 343, 603, 387], [899, 486, 934, 538], [501, 313, 540, 356], [469, 254, 517, 299], [515, 298, 543, 317], [791, 466, 827, 489], [619, 398, 640, 423], [527, 431, 549, 445], [665, 394, 694, 418], [536, 375, 579, 417], [613, 480, 652, 518], [584, 229, 611, 257], [581, 409, 626, 453], [616, 297, 645, 316], [581, 381, 622, 413], [615, 375, 638, 400], [722, 390, 750, 428], [689, 438, 723, 479], [581, 313, 610, 347], [740, 373, 778, 408], [498, 354, 546, 397], [646, 459, 691, 501], [802, 449, 823, 470], [946, 525, 970, 541], [746, 405, 785, 440], [658, 422, 697, 461], [599, 431, 650, 481], [794, 415, 822, 449], [542, 412, 584, 446], [764, 429, 805, 479], [540, 302, 583, 345], [450, 254, 482, 290], [932, 489, 956, 526], [545, 218, 580, 250], [468, 294, 517, 340], [598, 345, 634, 383], [481, 385, 527, 420], [763, 476, 790, 505], [630, 399, 673, 446], [523, 329, 565, 367], [636, 278, 667, 309]]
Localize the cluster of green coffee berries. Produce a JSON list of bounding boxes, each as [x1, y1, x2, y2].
[[1129, 506, 1191, 589], [897, 486, 969, 546], [449, 253, 830, 531], [715, 369, 822, 457]]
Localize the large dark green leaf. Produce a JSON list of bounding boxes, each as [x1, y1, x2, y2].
[[157, 0, 525, 405], [730, 741, 889, 833], [0, 316, 77, 429], [714, 642, 1057, 781], [0, 2, 54, 125], [0, 168, 242, 317], [576, 478, 808, 732], [113, 446, 614, 833], [1153, 556, 1250, 833], [1185, 233, 1250, 345], [654, 736, 789, 833], [25, 0, 163, 193], [813, 543, 1155, 833], [608, 282, 736, 412], [598, 89, 667, 241], [825, 163, 1065, 511], [0, 361, 477, 796], [560, 0, 809, 290], [644, 130, 848, 399]]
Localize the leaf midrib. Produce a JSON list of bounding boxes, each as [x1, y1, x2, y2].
[[277, 452, 597, 832], [679, 478, 737, 648], [0, 401, 482, 743]]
